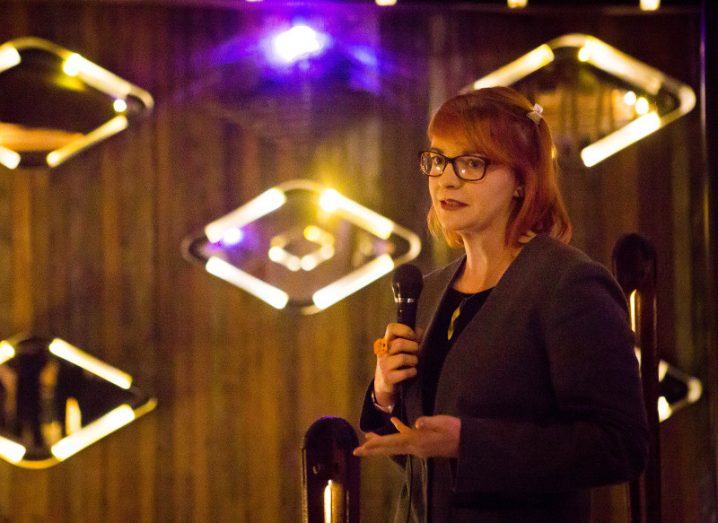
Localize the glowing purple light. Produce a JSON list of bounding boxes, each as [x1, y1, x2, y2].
[[269, 25, 329, 65], [221, 228, 244, 246]]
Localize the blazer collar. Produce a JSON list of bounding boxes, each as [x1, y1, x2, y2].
[[405, 234, 548, 420]]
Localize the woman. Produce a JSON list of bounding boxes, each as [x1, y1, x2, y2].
[[354, 87, 648, 522]]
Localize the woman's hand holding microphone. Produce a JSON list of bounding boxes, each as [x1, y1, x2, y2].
[[372, 323, 420, 411], [355, 323, 462, 459]]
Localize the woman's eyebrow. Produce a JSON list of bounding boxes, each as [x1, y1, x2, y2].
[[429, 147, 481, 156]]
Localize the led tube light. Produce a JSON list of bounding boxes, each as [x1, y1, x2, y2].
[[46, 115, 128, 167], [49, 338, 133, 389], [0, 45, 20, 73], [51, 405, 135, 460], [0, 146, 21, 170], [580, 112, 660, 167], [206, 257, 290, 309], [205, 188, 286, 243], [313, 254, 394, 310]]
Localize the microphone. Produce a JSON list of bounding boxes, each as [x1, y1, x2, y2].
[[392, 264, 423, 329], [391, 262, 423, 508]]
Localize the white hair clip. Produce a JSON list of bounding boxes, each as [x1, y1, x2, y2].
[[526, 103, 544, 125]]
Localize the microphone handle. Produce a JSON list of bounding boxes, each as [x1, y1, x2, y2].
[[396, 299, 417, 424], [396, 300, 417, 330]]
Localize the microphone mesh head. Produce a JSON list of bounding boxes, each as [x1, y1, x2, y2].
[[392, 264, 423, 302]]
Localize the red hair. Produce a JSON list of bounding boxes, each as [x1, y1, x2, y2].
[[426, 86, 572, 248]]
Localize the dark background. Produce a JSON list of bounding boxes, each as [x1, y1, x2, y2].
[[0, 1, 714, 521]]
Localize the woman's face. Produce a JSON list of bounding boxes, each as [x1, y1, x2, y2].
[[428, 134, 519, 242]]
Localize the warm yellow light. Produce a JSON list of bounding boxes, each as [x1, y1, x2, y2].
[[687, 377, 703, 403], [623, 90, 637, 105], [507, 0, 527, 7], [51, 404, 135, 460], [49, 338, 133, 390], [62, 53, 83, 76], [205, 188, 286, 243], [269, 226, 334, 273], [313, 254, 394, 310], [632, 346, 703, 422], [206, 257, 290, 309], [268, 246, 285, 263], [629, 290, 637, 333], [0, 340, 16, 365], [472, 44, 554, 90], [0, 45, 21, 73], [577, 46, 591, 62], [65, 397, 82, 434], [300, 257, 318, 271], [657, 396, 671, 422], [0, 436, 26, 464], [319, 189, 394, 240], [0, 146, 21, 170], [323, 480, 344, 523], [640, 0, 660, 11], [46, 115, 128, 167], [113, 98, 128, 113], [375, 0, 397, 5], [576, 35, 662, 95], [581, 112, 660, 167], [304, 225, 334, 245], [635, 96, 650, 115], [466, 34, 696, 168], [62, 54, 134, 101]]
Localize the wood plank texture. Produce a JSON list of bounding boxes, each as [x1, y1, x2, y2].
[[0, 2, 713, 522]]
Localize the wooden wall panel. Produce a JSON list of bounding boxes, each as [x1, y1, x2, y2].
[[0, 2, 713, 522]]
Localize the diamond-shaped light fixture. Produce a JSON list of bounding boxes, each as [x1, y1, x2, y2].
[[0, 335, 156, 468], [182, 179, 422, 314], [464, 34, 695, 167], [0, 37, 153, 170], [626, 292, 702, 422]]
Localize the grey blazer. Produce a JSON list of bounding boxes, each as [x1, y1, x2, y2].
[[360, 234, 649, 522]]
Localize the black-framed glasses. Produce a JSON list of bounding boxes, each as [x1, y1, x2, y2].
[[418, 151, 491, 181]]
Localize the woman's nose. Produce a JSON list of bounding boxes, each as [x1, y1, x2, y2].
[[438, 162, 462, 186]]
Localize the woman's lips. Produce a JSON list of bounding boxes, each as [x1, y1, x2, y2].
[[440, 199, 467, 210]]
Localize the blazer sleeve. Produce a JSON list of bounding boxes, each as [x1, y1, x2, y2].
[[359, 379, 399, 435], [453, 260, 649, 494]]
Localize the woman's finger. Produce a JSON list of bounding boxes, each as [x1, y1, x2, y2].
[[386, 367, 417, 385], [354, 436, 411, 457], [388, 338, 419, 355], [384, 323, 418, 343], [390, 417, 413, 434], [384, 353, 418, 370]]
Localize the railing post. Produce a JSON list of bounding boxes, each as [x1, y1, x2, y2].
[[302, 417, 360, 523], [612, 233, 661, 523]]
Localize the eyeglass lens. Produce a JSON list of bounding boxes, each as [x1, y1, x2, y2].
[[419, 152, 486, 181]]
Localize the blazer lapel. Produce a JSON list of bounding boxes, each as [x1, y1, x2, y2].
[[403, 256, 465, 424], [432, 235, 546, 414]]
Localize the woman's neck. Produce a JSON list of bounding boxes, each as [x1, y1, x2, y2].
[[453, 234, 522, 293]]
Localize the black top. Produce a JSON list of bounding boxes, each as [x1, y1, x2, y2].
[[421, 287, 493, 415]]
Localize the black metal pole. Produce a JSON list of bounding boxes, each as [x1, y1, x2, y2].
[[302, 417, 360, 523], [613, 234, 661, 523]]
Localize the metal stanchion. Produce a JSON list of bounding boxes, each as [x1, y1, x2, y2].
[[612, 233, 661, 523], [302, 417, 359, 523]]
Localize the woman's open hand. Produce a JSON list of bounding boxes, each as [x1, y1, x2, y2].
[[353, 415, 461, 459]]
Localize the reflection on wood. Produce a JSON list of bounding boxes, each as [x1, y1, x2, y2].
[[0, 123, 83, 152]]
